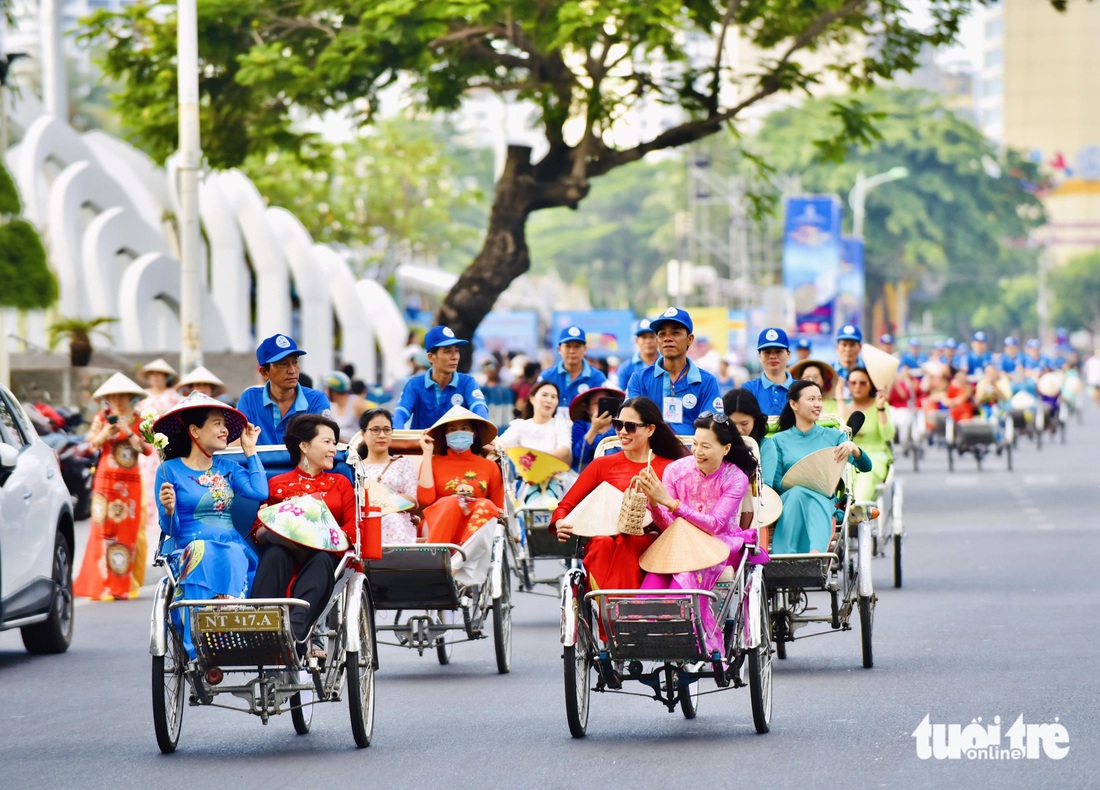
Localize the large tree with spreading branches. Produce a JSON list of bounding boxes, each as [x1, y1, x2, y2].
[[84, 0, 1082, 354]]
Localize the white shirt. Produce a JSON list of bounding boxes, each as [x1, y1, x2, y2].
[[1084, 355, 1100, 387], [498, 416, 573, 463]]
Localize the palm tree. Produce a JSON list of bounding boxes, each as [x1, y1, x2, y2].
[[47, 316, 118, 367]]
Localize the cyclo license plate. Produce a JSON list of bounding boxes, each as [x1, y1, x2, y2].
[[532, 511, 551, 528], [196, 608, 283, 633]]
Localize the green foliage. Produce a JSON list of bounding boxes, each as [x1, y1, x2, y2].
[[83, 0, 981, 173], [1051, 252, 1100, 332], [240, 119, 489, 269], [46, 316, 118, 350], [0, 161, 20, 215], [0, 161, 56, 312], [971, 275, 1038, 339], [0, 219, 57, 310], [526, 156, 685, 310], [747, 88, 1045, 331]]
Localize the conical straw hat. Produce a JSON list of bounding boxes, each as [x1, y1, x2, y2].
[[559, 481, 624, 537], [639, 517, 730, 574], [176, 365, 227, 396], [91, 372, 147, 400], [1037, 371, 1064, 397], [861, 344, 900, 392], [257, 495, 349, 552], [427, 404, 498, 445], [140, 357, 178, 381], [789, 359, 839, 393], [152, 392, 248, 446], [781, 447, 847, 497], [505, 446, 570, 483], [759, 484, 783, 527]]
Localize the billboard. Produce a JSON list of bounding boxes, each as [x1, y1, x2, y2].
[[549, 309, 636, 356], [473, 310, 540, 358], [782, 196, 843, 339]]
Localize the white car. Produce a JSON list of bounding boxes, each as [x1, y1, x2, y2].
[[0, 385, 74, 653]]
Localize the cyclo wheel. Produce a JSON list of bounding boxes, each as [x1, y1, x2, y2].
[[893, 534, 903, 589], [493, 553, 513, 674], [678, 666, 699, 719], [291, 687, 313, 734], [347, 587, 376, 748], [436, 610, 454, 665], [152, 624, 185, 754], [859, 595, 874, 669], [563, 592, 593, 738], [748, 590, 773, 734]]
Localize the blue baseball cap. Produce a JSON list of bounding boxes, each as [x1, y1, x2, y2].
[[650, 307, 694, 334], [879, 333, 895, 345], [1004, 336, 1019, 346], [907, 337, 921, 348], [557, 325, 587, 345], [972, 330, 988, 343], [257, 334, 307, 365], [1026, 338, 1041, 349], [795, 338, 812, 350], [932, 341, 944, 350], [423, 326, 469, 351], [836, 325, 863, 343], [757, 327, 790, 351], [944, 337, 958, 349], [634, 319, 655, 336]]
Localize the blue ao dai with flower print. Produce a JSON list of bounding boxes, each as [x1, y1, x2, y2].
[[156, 455, 268, 656]]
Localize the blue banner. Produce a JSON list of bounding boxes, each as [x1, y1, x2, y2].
[[783, 196, 843, 340], [474, 310, 541, 358], [550, 309, 636, 356], [837, 236, 865, 333]]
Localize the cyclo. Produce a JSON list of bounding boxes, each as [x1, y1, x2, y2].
[[149, 445, 375, 753], [559, 435, 773, 738], [355, 429, 513, 674], [497, 445, 577, 594], [763, 414, 878, 669]]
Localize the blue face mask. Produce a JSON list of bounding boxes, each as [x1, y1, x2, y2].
[[445, 430, 475, 452]]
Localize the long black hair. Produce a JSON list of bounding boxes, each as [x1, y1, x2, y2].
[[284, 413, 340, 466], [777, 379, 822, 432], [693, 412, 757, 477], [722, 388, 768, 445], [523, 380, 560, 420], [162, 408, 215, 460], [618, 396, 688, 460]]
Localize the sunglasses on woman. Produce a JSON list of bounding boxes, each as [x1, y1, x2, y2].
[[611, 419, 648, 434]]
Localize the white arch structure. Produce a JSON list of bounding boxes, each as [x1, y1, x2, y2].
[[4, 97, 410, 387]]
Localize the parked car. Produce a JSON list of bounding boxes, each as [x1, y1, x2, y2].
[[0, 385, 75, 653]]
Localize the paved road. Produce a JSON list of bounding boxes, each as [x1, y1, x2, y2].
[[3, 408, 1099, 789]]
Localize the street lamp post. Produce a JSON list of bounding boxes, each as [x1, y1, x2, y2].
[[848, 167, 908, 337], [177, 0, 203, 373], [848, 166, 908, 240]]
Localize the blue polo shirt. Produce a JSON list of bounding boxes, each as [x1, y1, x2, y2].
[[237, 383, 332, 445], [742, 372, 794, 417], [898, 351, 927, 369], [537, 360, 607, 417], [626, 358, 723, 435], [963, 351, 992, 376], [392, 370, 489, 430], [615, 354, 654, 391]]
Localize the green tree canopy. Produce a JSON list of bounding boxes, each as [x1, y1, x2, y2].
[[0, 164, 57, 311], [747, 88, 1045, 336], [84, 0, 1077, 350], [241, 118, 489, 274], [1051, 251, 1100, 335]]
